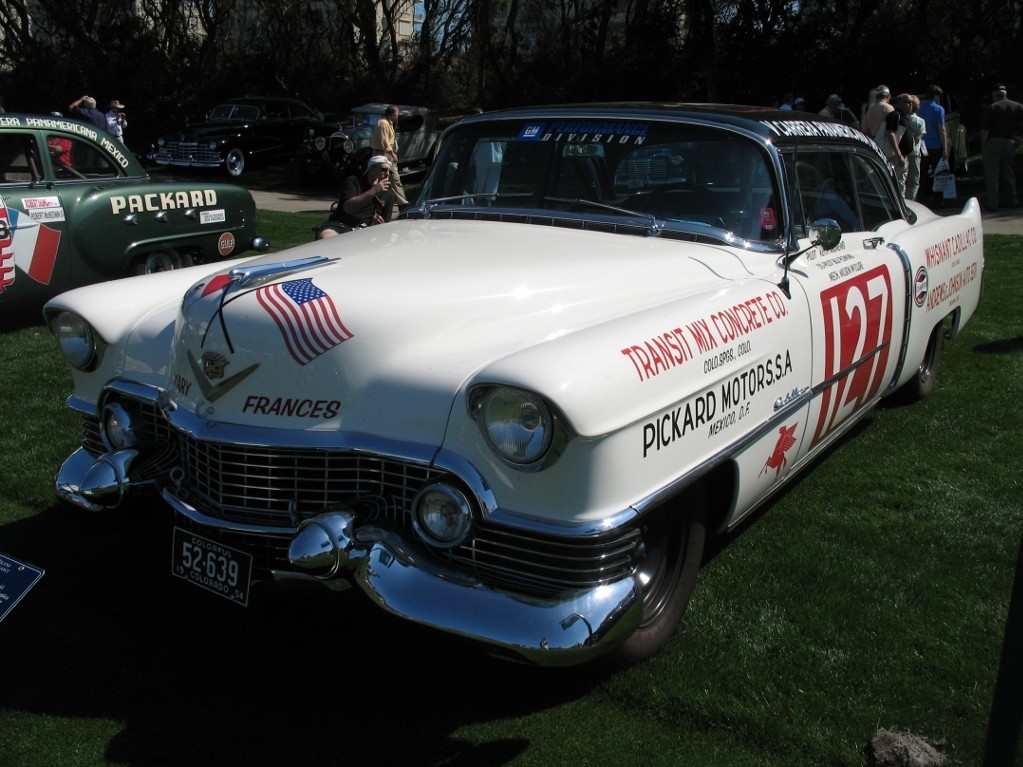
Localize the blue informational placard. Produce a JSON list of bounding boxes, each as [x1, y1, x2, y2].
[[0, 551, 45, 623]]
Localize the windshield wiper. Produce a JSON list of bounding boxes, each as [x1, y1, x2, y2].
[[544, 197, 662, 235]]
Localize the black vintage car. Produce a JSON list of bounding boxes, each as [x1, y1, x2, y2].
[[294, 105, 445, 182], [151, 97, 337, 177], [293, 123, 374, 182]]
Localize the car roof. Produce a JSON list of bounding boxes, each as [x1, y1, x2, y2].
[[461, 102, 868, 146], [350, 103, 431, 117], [220, 97, 313, 109]]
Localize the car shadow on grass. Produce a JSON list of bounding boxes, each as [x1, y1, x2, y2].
[[1, 498, 606, 766]]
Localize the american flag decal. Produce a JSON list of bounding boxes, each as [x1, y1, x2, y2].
[[255, 278, 353, 365]]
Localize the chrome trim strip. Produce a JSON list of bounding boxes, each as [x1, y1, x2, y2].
[[886, 241, 914, 389], [632, 390, 813, 515], [172, 410, 441, 464], [164, 488, 296, 535]]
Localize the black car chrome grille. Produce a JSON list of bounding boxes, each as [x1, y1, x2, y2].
[[79, 404, 642, 593], [158, 142, 221, 163]]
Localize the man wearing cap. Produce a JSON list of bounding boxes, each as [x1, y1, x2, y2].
[[67, 94, 108, 131], [862, 85, 894, 139], [820, 94, 860, 129], [105, 100, 127, 142], [980, 84, 1023, 211], [316, 155, 396, 239]]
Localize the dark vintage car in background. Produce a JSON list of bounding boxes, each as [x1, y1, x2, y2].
[[0, 113, 266, 309], [150, 97, 337, 177], [293, 122, 373, 181], [295, 104, 446, 181]]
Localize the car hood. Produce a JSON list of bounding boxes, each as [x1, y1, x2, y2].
[[168, 218, 756, 444], [162, 120, 251, 139]]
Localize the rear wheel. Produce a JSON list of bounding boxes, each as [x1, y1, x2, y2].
[[225, 147, 246, 177], [611, 490, 707, 666], [898, 322, 944, 401], [131, 249, 193, 276]]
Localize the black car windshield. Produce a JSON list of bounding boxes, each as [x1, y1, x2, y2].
[[210, 104, 260, 122], [422, 118, 782, 242]]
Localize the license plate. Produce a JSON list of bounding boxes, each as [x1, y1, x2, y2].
[[172, 527, 252, 606]]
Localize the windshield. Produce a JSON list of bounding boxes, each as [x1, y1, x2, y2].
[[421, 118, 782, 242], [209, 104, 260, 122]]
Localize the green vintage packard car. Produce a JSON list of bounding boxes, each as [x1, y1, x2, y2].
[[0, 113, 267, 310]]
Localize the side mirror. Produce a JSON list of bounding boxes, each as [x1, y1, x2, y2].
[[809, 218, 842, 251]]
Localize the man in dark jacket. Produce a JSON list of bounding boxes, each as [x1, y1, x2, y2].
[[981, 84, 1023, 211], [67, 95, 108, 131]]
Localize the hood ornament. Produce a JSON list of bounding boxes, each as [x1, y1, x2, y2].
[[187, 350, 259, 402]]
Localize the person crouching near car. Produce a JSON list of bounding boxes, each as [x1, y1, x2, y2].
[[316, 155, 396, 239]]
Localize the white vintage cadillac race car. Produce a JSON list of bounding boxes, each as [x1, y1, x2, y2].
[[45, 104, 984, 667]]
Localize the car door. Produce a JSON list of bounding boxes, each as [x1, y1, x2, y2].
[[789, 148, 910, 461], [0, 130, 71, 306]]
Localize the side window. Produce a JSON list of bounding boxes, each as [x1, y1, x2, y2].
[[849, 154, 901, 230], [48, 134, 120, 180], [0, 134, 39, 182], [793, 151, 862, 233]]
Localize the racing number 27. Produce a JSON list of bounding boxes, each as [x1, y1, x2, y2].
[[812, 265, 894, 445]]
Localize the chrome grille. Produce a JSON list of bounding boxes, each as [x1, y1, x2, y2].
[[444, 522, 642, 593], [78, 399, 642, 593], [157, 142, 221, 163], [178, 438, 438, 528]]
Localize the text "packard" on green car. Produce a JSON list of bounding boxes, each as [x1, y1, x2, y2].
[[0, 113, 266, 309]]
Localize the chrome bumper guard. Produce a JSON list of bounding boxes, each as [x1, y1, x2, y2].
[[282, 511, 644, 666], [56, 447, 140, 512], [56, 447, 644, 666]]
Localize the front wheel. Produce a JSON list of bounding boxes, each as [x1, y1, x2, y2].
[[611, 490, 707, 666], [131, 249, 193, 276], [225, 147, 246, 177]]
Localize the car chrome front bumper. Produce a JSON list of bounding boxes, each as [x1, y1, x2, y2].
[[300, 516, 645, 667], [56, 447, 644, 666]]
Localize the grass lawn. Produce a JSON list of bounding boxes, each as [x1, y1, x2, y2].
[[0, 208, 1021, 765]]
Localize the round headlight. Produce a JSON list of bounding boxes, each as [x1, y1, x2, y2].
[[343, 139, 355, 154], [413, 483, 474, 548], [314, 136, 327, 151], [49, 311, 97, 371], [480, 387, 553, 465], [101, 403, 138, 450]]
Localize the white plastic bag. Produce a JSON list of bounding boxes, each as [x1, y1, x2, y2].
[[943, 173, 957, 200], [932, 158, 951, 193]]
